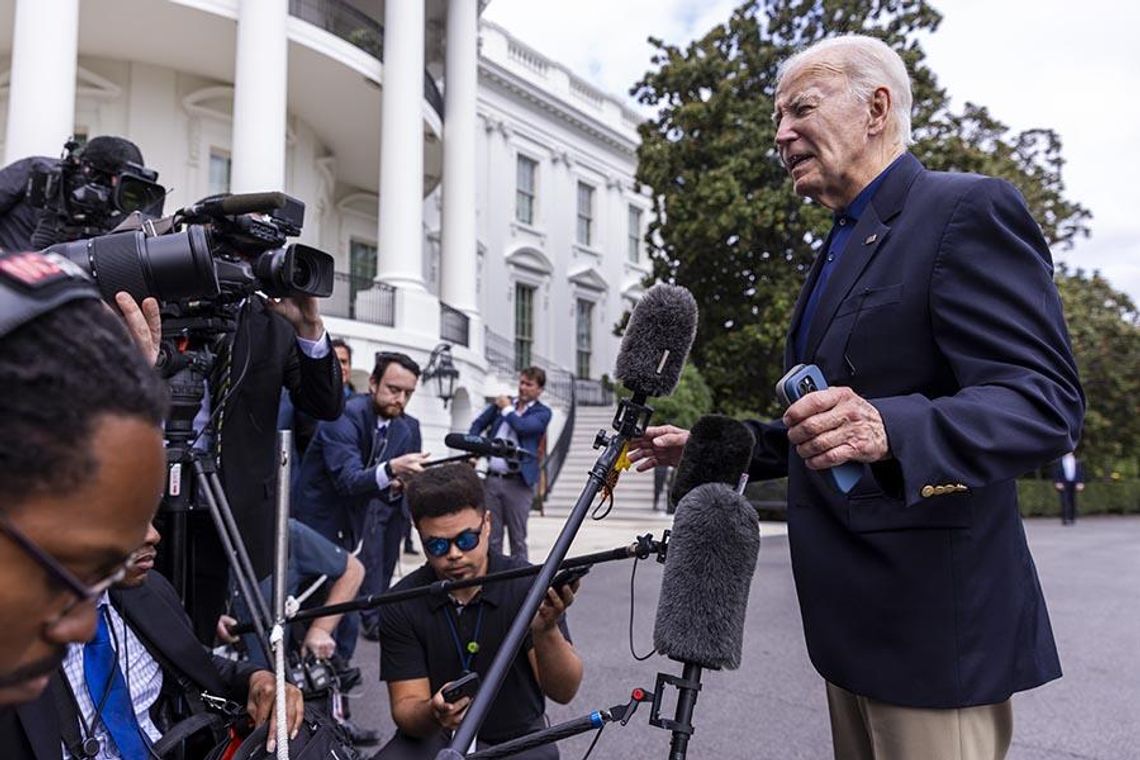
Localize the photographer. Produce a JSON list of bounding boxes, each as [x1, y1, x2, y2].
[[0, 136, 159, 251], [0, 253, 167, 706]]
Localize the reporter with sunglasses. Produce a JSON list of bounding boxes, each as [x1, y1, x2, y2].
[[374, 464, 582, 760]]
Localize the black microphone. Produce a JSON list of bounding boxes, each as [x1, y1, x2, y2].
[[182, 191, 294, 218], [443, 433, 534, 459], [669, 415, 756, 509], [614, 283, 698, 399], [649, 424, 761, 759]]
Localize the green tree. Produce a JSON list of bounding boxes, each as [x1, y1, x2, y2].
[[645, 362, 714, 429], [632, 0, 1090, 416], [1054, 266, 1140, 477]]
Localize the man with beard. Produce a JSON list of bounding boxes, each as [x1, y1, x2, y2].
[[0, 523, 304, 758], [0, 253, 167, 707], [293, 351, 430, 657]]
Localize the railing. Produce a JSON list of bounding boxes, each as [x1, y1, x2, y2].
[[541, 375, 576, 501], [289, 0, 444, 120], [574, 378, 614, 406], [483, 325, 574, 408], [440, 302, 470, 347], [323, 272, 395, 327]]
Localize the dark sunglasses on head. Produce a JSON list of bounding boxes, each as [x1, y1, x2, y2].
[[423, 524, 483, 558]]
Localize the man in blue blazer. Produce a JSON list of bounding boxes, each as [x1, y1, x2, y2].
[[468, 367, 552, 561], [293, 351, 429, 654], [1053, 452, 1085, 525], [630, 35, 1084, 760]]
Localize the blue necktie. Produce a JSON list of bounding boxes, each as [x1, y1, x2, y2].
[[83, 607, 149, 758]]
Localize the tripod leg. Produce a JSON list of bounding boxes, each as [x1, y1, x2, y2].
[[194, 465, 273, 665]]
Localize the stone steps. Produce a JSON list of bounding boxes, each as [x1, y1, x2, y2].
[[542, 405, 662, 519]]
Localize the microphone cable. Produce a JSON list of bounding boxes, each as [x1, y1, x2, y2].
[[627, 554, 656, 662]]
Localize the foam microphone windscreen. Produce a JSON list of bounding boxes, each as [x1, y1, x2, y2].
[[653, 483, 760, 670], [669, 415, 756, 509], [613, 283, 698, 398]]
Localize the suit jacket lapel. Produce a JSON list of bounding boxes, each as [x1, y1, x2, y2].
[[800, 153, 923, 362], [111, 582, 227, 696], [15, 686, 60, 760], [785, 236, 832, 369]]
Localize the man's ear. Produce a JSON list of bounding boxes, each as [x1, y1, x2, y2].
[[867, 86, 892, 136]]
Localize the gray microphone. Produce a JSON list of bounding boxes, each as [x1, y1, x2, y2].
[[614, 283, 698, 399], [654, 482, 760, 670]]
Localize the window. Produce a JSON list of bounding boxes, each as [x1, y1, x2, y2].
[[627, 205, 642, 263], [514, 283, 535, 371], [576, 182, 594, 246], [349, 239, 377, 320], [576, 299, 593, 379], [516, 155, 537, 225], [208, 149, 232, 196]]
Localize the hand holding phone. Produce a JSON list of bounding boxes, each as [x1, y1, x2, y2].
[[442, 671, 481, 704], [775, 363, 863, 494], [550, 565, 591, 593]]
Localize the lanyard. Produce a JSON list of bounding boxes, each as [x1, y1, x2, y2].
[[444, 600, 485, 673]]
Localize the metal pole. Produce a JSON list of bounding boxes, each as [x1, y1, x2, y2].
[[273, 430, 292, 760]]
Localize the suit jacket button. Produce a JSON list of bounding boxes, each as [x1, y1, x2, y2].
[[933, 485, 948, 496], [921, 485, 935, 498]]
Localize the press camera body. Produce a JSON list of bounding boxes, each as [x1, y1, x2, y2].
[[27, 138, 166, 247], [42, 190, 335, 308]]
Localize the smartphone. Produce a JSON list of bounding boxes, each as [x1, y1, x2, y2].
[[774, 363, 863, 494], [550, 565, 591, 592], [442, 671, 481, 704]]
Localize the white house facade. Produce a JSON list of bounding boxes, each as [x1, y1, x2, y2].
[[0, 0, 650, 472]]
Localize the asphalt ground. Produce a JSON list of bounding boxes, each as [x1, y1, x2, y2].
[[348, 514, 1140, 759]]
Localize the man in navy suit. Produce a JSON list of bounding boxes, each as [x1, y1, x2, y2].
[[630, 35, 1084, 760], [293, 351, 429, 654], [1053, 451, 1085, 525], [468, 367, 552, 561]]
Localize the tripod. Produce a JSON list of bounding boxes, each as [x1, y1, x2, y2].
[[156, 320, 274, 664]]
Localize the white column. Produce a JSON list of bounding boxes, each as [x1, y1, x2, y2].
[[376, 0, 426, 291], [440, 0, 478, 316], [230, 0, 288, 192], [4, 0, 78, 163]]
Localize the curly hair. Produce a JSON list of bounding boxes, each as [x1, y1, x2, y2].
[[405, 463, 485, 523], [0, 299, 168, 506]]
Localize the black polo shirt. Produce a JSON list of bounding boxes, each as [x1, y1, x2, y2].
[[378, 552, 572, 743]]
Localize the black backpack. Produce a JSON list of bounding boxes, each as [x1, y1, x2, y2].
[[229, 704, 361, 760]]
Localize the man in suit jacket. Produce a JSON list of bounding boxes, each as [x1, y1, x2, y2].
[[0, 523, 302, 759], [1053, 452, 1086, 525], [293, 351, 429, 654], [629, 35, 1084, 760], [178, 293, 344, 640], [468, 367, 552, 561]]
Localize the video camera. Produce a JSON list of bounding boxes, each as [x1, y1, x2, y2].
[[41, 190, 335, 308], [27, 139, 166, 246]]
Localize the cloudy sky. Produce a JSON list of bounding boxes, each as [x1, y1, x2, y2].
[[484, 0, 1140, 306]]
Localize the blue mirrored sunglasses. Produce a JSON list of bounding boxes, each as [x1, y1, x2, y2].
[[423, 526, 483, 558]]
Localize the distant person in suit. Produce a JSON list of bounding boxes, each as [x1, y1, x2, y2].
[[1053, 451, 1085, 525], [468, 367, 552, 562], [629, 34, 1083, 760], [293, 351, 429, 654]]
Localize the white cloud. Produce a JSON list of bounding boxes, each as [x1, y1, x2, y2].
[[484, 0, 1140, 304]]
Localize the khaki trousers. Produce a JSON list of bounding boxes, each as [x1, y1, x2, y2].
[[826, 682, 1013, 760]]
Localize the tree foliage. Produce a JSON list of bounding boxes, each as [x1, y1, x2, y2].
[[632, 0, 1091, 417], [1054, 267, 1140, 477]]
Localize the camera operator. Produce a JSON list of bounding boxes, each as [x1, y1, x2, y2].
[[0, 254, 168, 707], [0, 135, 160, 252], [179, 284, 345, 641]]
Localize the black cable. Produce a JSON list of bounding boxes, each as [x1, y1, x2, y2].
[[187, 299, 253, 451], [579, 725, 605, 759], [628, 557, 655, 662]]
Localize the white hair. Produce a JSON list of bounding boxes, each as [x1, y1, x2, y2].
[[776, 35, 913, 146]]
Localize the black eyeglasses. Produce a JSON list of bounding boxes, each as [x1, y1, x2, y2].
[[0, 513, 129, 621], [423, 523, 484, 558]]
